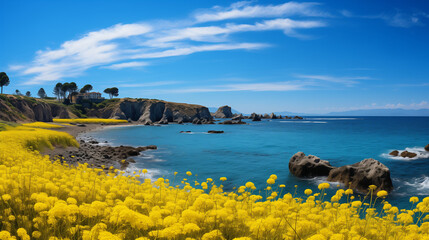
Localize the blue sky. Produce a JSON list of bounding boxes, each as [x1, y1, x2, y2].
[[1, 0, 428, 114]]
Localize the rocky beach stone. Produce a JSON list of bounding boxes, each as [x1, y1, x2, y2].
[[327, 158, 394, 193], [289, 152, 335, 178]]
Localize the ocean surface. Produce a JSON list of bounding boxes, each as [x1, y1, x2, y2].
[[84, 117, 429, 209]]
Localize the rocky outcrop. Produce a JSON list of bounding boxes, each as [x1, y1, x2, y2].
[[269, 113, 277, 119], [327, 158, 394, 193], [219, 119, 246, 125], [389, 150, 417, 158], [250, 113, 261, 121], [213, 105, 233, 118], [232, 114, 243, 121], [0, 95, 71, 122], [289, 152, 394, 193], [289, 152, 335, 178], [400, 151, 417, 158], [87, 99, 213, 124], [425, 144, 429, 151]]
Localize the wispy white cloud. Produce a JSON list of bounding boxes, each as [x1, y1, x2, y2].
[[194, 1, 328, 22], [12, 1, 328, 84], [118, 81, 181, 88], [295, 74, 371, 86], [103, 61, 149, 70], [154, 81, 306, 93]]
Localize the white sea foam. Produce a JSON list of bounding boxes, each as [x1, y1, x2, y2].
[[382, 147, 429, 160], [307, 176, 344, 189], [404, 176, 429, 195], [280, 121, 327, 124], [122, 163, 167, 181]]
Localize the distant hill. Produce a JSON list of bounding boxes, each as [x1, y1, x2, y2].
[[327, 108, 429, 116], [209, 107, 241, 114]]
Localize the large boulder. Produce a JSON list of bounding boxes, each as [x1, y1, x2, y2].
[[289, 152, 335, 178], [327, 158, 393, 193], [213, 106, 233, 118], [250, 113, 261, 121], [425, 144, 429, 151]]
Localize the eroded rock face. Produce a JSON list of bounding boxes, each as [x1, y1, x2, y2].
[[289, 152, 335, 178], [213, 106, 233, 118], [92, 99, 213, 124], [327, 158, 393, 193]]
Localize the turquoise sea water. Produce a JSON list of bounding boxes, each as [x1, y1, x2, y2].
[[85, 117, 429, 209]]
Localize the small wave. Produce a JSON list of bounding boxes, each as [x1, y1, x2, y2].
[[122, 164, 167, 180], [307, 176, 344, 189], [403, 176, 429, 195], [280, 121, 327, 124], [382, 147, 429, 160]]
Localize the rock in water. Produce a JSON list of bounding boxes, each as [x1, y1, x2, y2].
[[327, 158, 393, 193], [232, 114, 243, 121], [251, 113, 261, 121], [213, 105, 233, 118], [289, 152, 335, 178], [208, 130, 224, 134], [400, 151, 417, 158], [389, 150, 399, 156], [425, 144, 429, 151]]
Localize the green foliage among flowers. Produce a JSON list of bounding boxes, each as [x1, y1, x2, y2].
[[0, 125, 428, 239]]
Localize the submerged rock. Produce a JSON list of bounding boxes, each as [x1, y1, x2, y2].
[[327, 158, 393, 193], [208, 130, 224, 134], [289, 152, 335, 178]]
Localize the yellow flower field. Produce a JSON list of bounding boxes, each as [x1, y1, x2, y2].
[[0, 124, 428, 239], [53, 119, 128, 124], [21, 122, 63, 129]]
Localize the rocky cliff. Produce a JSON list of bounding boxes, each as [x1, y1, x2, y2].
[[86, 98, 213, 124], [0, 95, 71, 122]]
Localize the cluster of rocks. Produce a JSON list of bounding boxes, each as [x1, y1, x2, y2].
[[389, 144, 429, 158], [179, 130, 224, 134], [289, 152, 394, 193], [46, 139, 157, 170], [212, 106, 303, 123]]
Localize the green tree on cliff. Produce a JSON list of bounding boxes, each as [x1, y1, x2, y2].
[[0, 72, 10, 94], [80, 84, 93, 93], [103, 87, 119, 99], [37, 88, 47, 98]]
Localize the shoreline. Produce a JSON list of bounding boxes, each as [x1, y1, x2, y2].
[[43, 122, 155, 171]]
